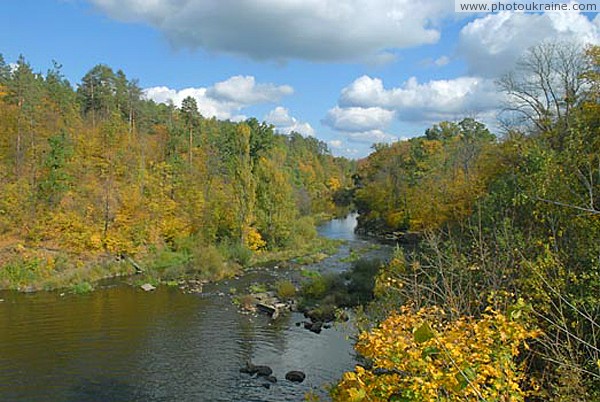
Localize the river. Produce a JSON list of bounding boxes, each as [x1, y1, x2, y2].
[[0, 214, 387, 401]]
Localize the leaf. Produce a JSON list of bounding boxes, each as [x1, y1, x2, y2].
[[454, 366, 477, 391], [347, 388, 367, 402], [421, 346, 440, 358], [414, 322, 434, 343]]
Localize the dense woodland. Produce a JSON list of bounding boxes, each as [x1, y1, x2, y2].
[[0, 55, 354, 290], [334, 43, 600, 400]]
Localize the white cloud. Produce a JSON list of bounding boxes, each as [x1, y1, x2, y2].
[[323, 106, 395, 132], [264, 106, 315, 137], [144, 86, 244, 120], [323, 74, 502, 151], [88, 0, 451, 62], [346, 130, 397, 144], [434, 55, 450, 66], [206, 75, 293, 104], [144, 76, 294, 121], [322, 102, 398, 149], [339, 75, 501, 123], [459, 11, 600, 77], [328, 140, 344, 149]]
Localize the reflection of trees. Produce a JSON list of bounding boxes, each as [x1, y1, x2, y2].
[[0, 287, 199, 400], [236, 272, 291, 363]]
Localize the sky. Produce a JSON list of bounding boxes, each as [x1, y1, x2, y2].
[[1, 0, 599, 158]]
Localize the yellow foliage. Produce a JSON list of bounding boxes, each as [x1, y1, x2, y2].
[[333, 306, 539, 401], [385, 211, 406, 229], [327, 177, 342, 191], [245, 226, 266, 251]]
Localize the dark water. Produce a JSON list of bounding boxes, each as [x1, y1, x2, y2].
[[0, 214, 376, 402]]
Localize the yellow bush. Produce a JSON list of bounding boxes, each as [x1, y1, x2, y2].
[[333, 305, 539, 401], [245, 226, 266, 251]]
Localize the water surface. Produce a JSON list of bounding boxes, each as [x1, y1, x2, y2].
[[0, 215, 374, 401]]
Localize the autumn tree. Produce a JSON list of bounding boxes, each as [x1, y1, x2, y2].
[[497, 41, 586, 139]]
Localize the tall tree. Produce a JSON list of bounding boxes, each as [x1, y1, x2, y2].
[[497, 41, 586, 139], [180, 96, 200, 166], [231, 123, 256, 246], [78, 64, 117, 127], [7, 56, 43, 182], [0, 54, 10, 85]]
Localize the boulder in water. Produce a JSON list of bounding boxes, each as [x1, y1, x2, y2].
[[255, 365, 273, 377], [309, 321, 323, 334], [240, 362, 273, 377], [285, 371, 306, 383], [140, 283, 156, 292]]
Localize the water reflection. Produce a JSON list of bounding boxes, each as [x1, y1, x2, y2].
[[317, 213, 358, 241]]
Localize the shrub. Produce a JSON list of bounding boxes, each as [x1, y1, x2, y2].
[[301, 275, 329, 300], [345, 258, 381, 304], [191, 244, 231, 280], [70, 281, 94, 294], [333, 305, 539, 401], [287, 216, 317, 248], [146, 249, 190, 274], [275, 280, 296, 299], [219, 241, 252, 267]]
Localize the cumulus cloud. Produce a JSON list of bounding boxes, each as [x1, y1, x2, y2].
[[346, 130, 397, 144], [459, 11, 600, 77], [322, 95, 399, 148], [339, 75, 501, 123], [207, 76, 293, 104], [323, 106, 395, 132], [323, 74, 502, 150], [88, 0, 451, 62], [264, 106, 315, 137], [144, 75, 293, 121]]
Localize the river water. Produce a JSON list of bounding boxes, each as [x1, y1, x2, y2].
[[0, 214, 387, 402]]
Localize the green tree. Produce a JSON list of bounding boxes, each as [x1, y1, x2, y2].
[[180, 96, 201, 165], [78, 64, 117, 127]]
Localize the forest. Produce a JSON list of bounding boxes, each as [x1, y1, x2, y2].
[[333, 43, 600, 400], [0, 55, 354, 291]]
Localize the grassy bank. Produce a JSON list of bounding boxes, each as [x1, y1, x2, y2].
[[0, 243, 135, 293], [0, 231, 343, 294]]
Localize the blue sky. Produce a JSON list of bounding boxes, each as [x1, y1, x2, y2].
[[2, 0, 599, 157]]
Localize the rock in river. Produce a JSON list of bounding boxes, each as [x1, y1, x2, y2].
[[239, 362, 273, 377], [140, 283, 156, 292], [285, 370, 306, 383], [303, 321, 323, 334], [255, 365, 273, 377]]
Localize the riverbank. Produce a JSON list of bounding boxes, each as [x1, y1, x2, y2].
[[0, 232, 343, 294]]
